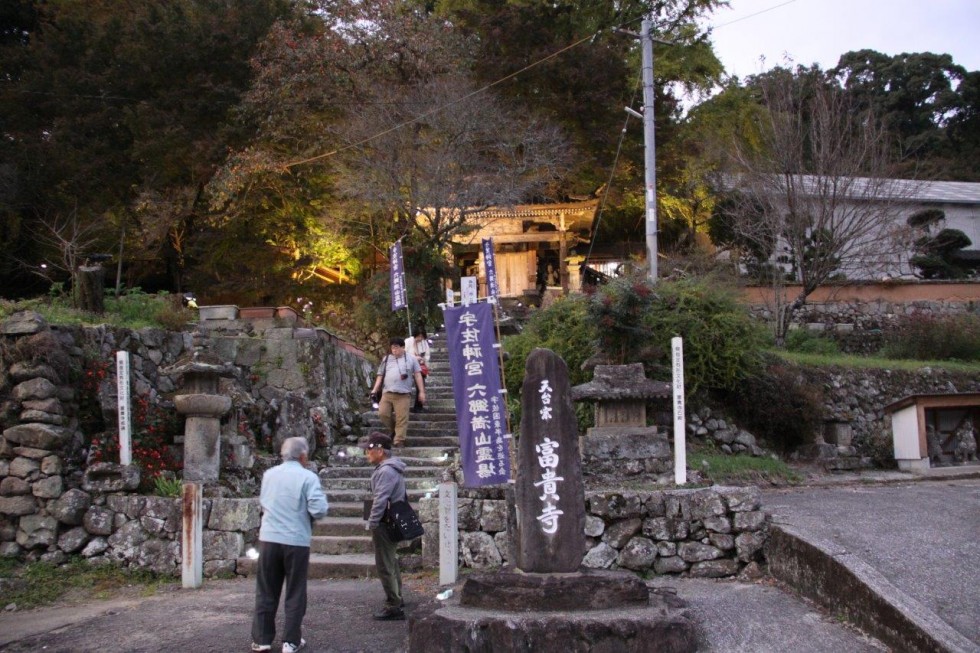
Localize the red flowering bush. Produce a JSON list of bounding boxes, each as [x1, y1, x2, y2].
[[90, 395, 181, 492]]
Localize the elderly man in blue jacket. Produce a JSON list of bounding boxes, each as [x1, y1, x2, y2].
[[251, 437, 328, 653]]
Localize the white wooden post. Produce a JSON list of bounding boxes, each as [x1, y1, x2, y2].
[[439, 481, 458, 586], [182, 482, 203, 588], [445, 287, 456, 307], [115, 351, 132, 465], [671, 337, 687, 485]]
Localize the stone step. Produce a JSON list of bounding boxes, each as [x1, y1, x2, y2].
[[362, 419, 459, 431], [237, 553, 376, 579], [323, 477, 441, 491], [324, 487, 438, 503], [314, 516, 368, 536], [320, 465, 447, 479], [328, 454, 453, 468], [326, 501, 368, 518], [361, 411, 458, 423], [310, 535, 415, 554], [331, 445, 456, 461]]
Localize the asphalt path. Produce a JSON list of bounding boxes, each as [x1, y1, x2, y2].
[[763, 478, 980, 647]]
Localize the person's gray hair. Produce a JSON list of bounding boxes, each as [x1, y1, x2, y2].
[[280, 437, 309, 462]]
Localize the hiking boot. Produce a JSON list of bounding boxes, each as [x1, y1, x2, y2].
[[251, 644, 272, 652], [372, 606, 405, 621], [282, 639, 306, 653]]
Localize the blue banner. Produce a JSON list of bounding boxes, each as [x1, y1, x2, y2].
[[389, 240, 407, 311], [482, 238, 499, 300], [443, 302, 510, 487]]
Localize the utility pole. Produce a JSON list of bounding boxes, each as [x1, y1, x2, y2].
[[641, 15, 658, 282]]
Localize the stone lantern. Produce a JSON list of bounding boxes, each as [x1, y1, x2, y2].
[[571, 363, 672, 476], [162, 332, 237, 485]]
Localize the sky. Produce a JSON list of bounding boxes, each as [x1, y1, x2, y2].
[[706, 0, 980, 80]]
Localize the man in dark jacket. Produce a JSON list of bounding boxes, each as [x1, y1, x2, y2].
[[360, 432, 408, 620]]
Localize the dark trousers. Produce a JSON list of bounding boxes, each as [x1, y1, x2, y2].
[[371, 525, 402, 607], [251, 541, 310, 646]]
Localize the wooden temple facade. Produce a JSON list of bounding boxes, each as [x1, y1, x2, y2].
[[450, 200, 599, 299]]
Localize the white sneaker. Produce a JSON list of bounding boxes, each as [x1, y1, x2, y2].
[[251, 644, 272, 652], [282, 639, 306, 653]]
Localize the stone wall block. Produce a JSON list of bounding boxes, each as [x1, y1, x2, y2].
[[588, 493, 643, 519], [32, 475, 64, 499], [48, 488, 92, 526], [136, 539, 179, 575], [58, 526, 90, 553], [601, 517, 641, 548], [718, 487, 761, 513], [690, 559, 740, 578], [0, 477, 30, 496], [143, 496, 181, 532], [12, 446, 50, 460], [460, 531, 501, 568], [584, 514, 605, 538], [653, 556, 688, 574], [643, 492, 666, 517], [9, 456, 41, 480], [733, 510, 768, 532], [140, 516, 168, 537], [735, 531, 767, 562], [418, 497, 438, 523], [204, 560, 237, 577], [81, 537, 108, 558], [688, 490, 726, 520], [665, 494, 692, 521], [12, 378, 57, 402], [19, 410, 65, 425], [21, 398, 63, 415], [0, 495, 37, 516], [107, 494, 146, 519], [479, 500, 507, 532], [582, 542, 618, 569], [703, 515, 731, 534], [677, 542, 723, 563], [203, 530, 244, 560], [108, 520, 148, 552], [40, 455, 62, 476], [492, 531, 512, 563], [655, 541, 677, 557], [0, 542, 23, 557], [617, 536, 657, 570], [82, 463, 140, 493], [16, 514, 58, 549], [457, 498, 482, 531], [709, 533, 736, 551], [208, 499, 261, 532], [84, 506, 115, 535]]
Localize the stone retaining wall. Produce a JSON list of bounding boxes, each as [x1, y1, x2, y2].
[[419, 486, 768, 579], [0, 311, 370, 572]]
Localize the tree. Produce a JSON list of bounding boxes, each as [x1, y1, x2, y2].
[[833, 50, 980, 180], [723, 66, 915, 345], [906, 209, 975, 279]]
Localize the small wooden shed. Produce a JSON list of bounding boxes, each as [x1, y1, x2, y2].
[[883, 393, 980, 472]]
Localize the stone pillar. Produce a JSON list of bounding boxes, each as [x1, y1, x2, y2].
[[175, 393, 232, 484], [515, 348, 585, 573]]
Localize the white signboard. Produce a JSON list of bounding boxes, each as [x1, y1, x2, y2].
[[115, 351, 132, 465], [445, 287, 455, 308], [671, 337, 686, 485], [439, 482, 458, 585], [461, 276, 477, 306]]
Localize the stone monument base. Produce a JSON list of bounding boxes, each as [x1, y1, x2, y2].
[[409, 570, 699, 653]]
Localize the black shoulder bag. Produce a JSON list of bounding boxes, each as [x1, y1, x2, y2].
[[384, 498, 424, 542]]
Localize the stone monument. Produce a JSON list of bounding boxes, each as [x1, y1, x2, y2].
[[408, 349, 698, 652], [571, 363, 672, 477]]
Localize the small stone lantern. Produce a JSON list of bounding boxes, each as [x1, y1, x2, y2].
[[571, 363, 672, 476]]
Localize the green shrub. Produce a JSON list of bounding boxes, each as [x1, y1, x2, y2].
[[153, 474, 183, 498], [785, 329, 840, 355], [639, 276, 767, 395], [502, 296, 594, 432], [724, 359, 824, 452], [586, 273, 656, 364], [881, 312, 980, 361]]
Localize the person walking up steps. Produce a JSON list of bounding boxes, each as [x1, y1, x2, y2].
[[370, 337, 425, 448], [251, 437, 328, 653], [360, 432, 407, 621]]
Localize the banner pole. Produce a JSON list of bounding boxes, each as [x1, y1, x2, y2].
[[490, 299, 516, 483], [405, 305, 413, 339]]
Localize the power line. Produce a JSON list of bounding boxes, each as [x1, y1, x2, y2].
[[711, 0, 804, 31]]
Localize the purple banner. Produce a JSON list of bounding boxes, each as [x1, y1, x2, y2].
[[389, 240, 407, 311], [482, 238, 499, 300], [443, 302, 510, 487]]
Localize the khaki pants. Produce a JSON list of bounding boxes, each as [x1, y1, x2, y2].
[[371, 524, 402, 608], [379, 392, 411, 445]]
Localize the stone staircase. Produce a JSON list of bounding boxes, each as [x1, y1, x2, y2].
[[240, 332, 459, 578]]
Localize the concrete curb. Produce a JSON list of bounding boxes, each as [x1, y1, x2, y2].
[[766, 523, 980, 653]]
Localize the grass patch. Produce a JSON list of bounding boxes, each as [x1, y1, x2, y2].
[[0, 290, 194, 331], [694, 451, 802, 486], [0, 557, 173, 609], [772, 349, 980, 374]]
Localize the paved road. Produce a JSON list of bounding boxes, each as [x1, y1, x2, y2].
[[764, 478, 980, 647]]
